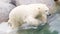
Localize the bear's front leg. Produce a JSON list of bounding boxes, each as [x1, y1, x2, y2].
[[24, 16, 42, 27], [40, 14, 47, 25]]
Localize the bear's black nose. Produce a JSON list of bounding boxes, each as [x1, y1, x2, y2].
[[47, 14, 51, 18], [49, 14, 51, 16], [47, 14, 51, 16]]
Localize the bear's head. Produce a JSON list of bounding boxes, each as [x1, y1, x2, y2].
[[37, 4, 51, 24], [38, 4, 51, 17]]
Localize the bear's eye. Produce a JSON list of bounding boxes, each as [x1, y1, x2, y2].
[[24, 21, 27, 23], [38, 8, 40, 9]]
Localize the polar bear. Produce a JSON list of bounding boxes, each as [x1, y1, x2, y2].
[[8, 4, 51, 29]]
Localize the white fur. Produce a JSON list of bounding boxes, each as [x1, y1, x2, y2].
[[8, 4, 50, 29]]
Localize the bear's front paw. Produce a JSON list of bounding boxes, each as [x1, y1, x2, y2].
[[21, 23, 38, 29]]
